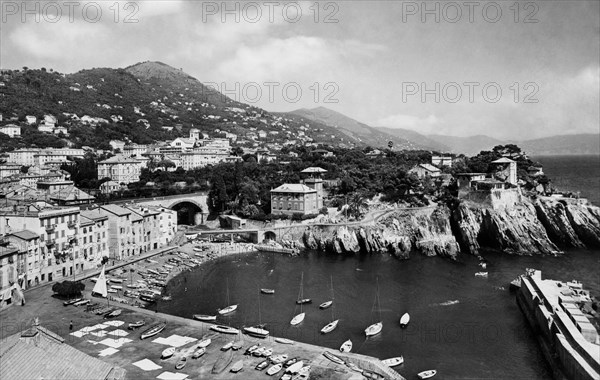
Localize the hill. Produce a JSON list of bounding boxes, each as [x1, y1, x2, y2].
[[376, 127, 449, 151], [288, 107, 431, 150], [427, 134, 505, 156]]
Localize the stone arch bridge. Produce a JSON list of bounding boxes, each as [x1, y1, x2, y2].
[[133, 192, 209, 225]]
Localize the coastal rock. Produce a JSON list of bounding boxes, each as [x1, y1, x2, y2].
[[334, 226, 360, 254], [565, 202, 600, 247], [535, 198, 585, 248], [302, 230, 319, 251]]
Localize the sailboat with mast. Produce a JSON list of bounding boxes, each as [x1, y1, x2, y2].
[[290, 272, 307, 325], [364, 277, 383, 337], [243, 287, 269, 338], [92, 265, 108, 298], [320, 276, 339, 334], [218, 278, 237, 315]]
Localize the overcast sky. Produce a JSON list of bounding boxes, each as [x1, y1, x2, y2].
[[2, 0, 599, 139]]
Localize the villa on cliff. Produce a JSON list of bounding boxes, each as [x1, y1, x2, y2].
[[457, 158, 522, 209], [270, 167, 326, 216]]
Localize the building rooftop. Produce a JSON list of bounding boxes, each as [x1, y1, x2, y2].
[[417, 163, 441, 172], [80, 209, 110, 222], [271, 184, 317, 193], [100, 204, 132, 217], [99, 155, 143, 164], [301, 167, 327, 174], [492, 157, 516, 164], [7, 230, 39, 241], [0, 322, 123, 380]]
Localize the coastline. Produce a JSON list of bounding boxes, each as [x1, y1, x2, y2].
[[1, 240, 405, 380]]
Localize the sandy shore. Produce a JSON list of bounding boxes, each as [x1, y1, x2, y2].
[[0, 240, 404, 380]]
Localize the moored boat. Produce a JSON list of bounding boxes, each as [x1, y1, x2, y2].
[[175, 357, 187, 370], [345, 361, 363, 373], [193, 314, 217, 321], [267, 363, 283, 376], [210, 325, 240, 335], [140, 322, 166, 339], [218, 304, 238, 315], [319, 300, 333, 309], [261, 288, 275, 294], [127, 320, 144, 329], [221, 341, 234, 351], [197, 338, 211, 348], [191, 347, 206, 359], [275, 337, 294, 345], [363, 369, 385, 379], [230, 360, 243, 373], [285, 361, 304, 374], [295, 298, 312, 305], [417, 369, 437, 379], [245, 344, 260, 355], [161, 346, 176, 359], [323, 351, 344, 365], [339, 339, 352, 352], [381, 356, 404, 367], [231, 341, 243, 350], [320, 319, 339, 334], [291, 272, 307, 326], [255, 359, 269, 370], [365, 322, 382, 337], [63, 298, 82, 306], [290, 312, 305, 326], [104, 309, 122, 319], [270, 354, 288, 364], [243, 326, 269, 338], [283, 357, 298, 368], [400, 312, 410, 328], [73, 299, 90, 306], [211, 349, 233, 374], [475, 271, 488, 277]]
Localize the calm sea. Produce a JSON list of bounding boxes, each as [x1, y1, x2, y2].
[[158, 155, 600, 380]]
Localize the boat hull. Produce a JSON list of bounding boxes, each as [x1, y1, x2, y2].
[[193, 314, 217, 321], [290, 312, 305, 326], [320, 320, 339, 334], [418, 370, 437, 379], [365, 322, 382, 337], [218, 304, 238, 315], [210, 325, 240, 335], [140, 323, 166, 340]]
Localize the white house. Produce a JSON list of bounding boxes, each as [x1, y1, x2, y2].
[[409, 163, 441, 178], [0, 124, 21, 138]]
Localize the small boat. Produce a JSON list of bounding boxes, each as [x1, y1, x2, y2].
[[475, 271, 488, 277], [221, 341, 234, 351], [267, 363, 283, 376], [147, 269, 160, 275], [161, 347, 176, 359], [255, 359, 270, 370], [295, 299, 312, 305], [275, 337, 294, 345], [230, 360, 243, 373], [418, 369, 437, 379], [245, 344, 260, 355], [365, 322, 382, 337], [253, 347, 267, 357], [340, 339, 352, 352], [74, 299, 90, 306], [162, 295, 172, 301], [218, 304, 238, 315], [211, 349, 233, 374], [270, 354, 288, 364], [323, 351, 344, 365], [191, 347, 205, 359], [261, 288, 275, 294], [110, 278, 124, 284], [193, 314, 217, 321], [262, 348, 273, 357], [175, 357, 187, 370], [140, 294, 157, 303], [286, 361, 304, 374], [283, 357, 298, 368], [128, 320, 145, 330], [107, 289, 117, 294], [291, 272, 307, 325], [197, 338, 211, 348], [104, 309, 122, 318], [400, 313, 410, 328], [140, 322, 166, 339], [319, 300, 333, 309], [231, 341, 243, 350], [290, 312, 305, 326], [210, 325, 240, 335], [363, 369, 385, 379], [280, 374, 292, 380], [320, 319, 339, 334], [243, 326, 269, 338], [63, 298, 82, 306], [381, 356, 404, 367]]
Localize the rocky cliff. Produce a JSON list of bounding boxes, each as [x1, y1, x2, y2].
[[302, 206, 461, 259], [296, 196, 600, 258]]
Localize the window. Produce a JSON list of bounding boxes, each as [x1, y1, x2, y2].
[[61, 230, 65, 238], [61, 216, 64, 223]]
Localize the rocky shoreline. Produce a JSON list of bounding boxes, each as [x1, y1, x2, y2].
[[297, 196, 600, 258]]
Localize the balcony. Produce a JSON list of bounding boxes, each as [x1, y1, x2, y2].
[[67, 221, 77, 229], [45, 225, 56, 233], [0, 238, 8, 247], [45, 239, 56, 246]]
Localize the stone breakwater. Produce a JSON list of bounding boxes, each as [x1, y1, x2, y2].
[[296, 197, 600, 258]]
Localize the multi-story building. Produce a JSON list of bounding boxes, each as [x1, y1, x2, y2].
[[0, 205, 82, 284], [80, 209, 110, 265], [0, 124, 21, 138], [6, 230, 41, 289], [156, 207, 177, 246], [97, 155, 144, 185], [0, 243, 20, 309], [270, 184, 319, 216], [129, 212, 145, 256], [0, 163, 22, 179], [123, 144, 149, 157], [126, 206, 161, 252], [180, 150, 231, 170], [99, 204, 133, 260], [6, 148, 39, 167]]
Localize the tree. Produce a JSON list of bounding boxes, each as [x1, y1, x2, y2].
[[52, 280, 85, 298]]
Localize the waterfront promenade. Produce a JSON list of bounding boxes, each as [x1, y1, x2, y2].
[[0, 242, 405, 380]]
